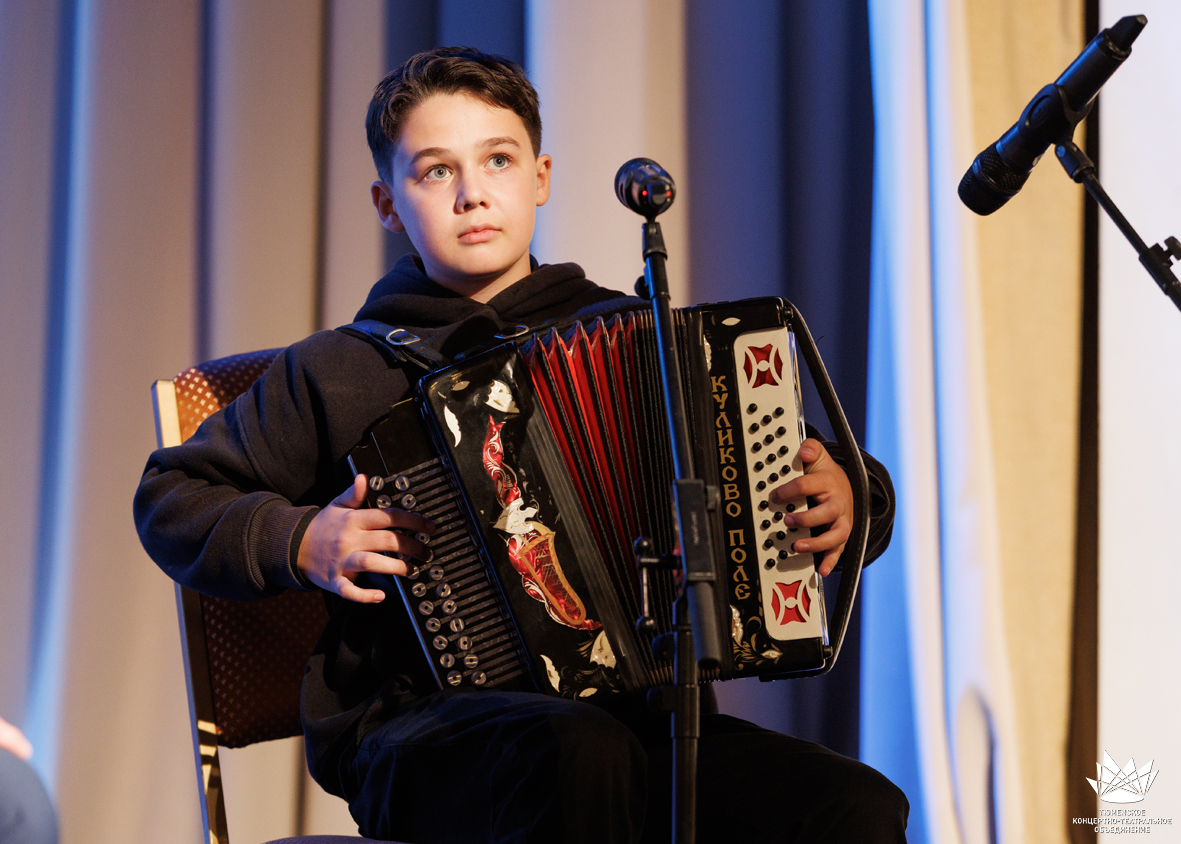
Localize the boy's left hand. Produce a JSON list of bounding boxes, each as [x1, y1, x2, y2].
[[767, 438, 853, 577]]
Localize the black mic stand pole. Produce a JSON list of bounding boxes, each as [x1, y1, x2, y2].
[[1054, 139, 1181, 313], [637, 217, 724, 844]]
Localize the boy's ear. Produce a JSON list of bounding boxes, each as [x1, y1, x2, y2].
[[371, 180, 406, 233], [535, 154, 552, 207]]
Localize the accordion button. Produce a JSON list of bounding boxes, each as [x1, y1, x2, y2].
[[449, 617, 465, 633], [763, 538, 774, 550], [411, 583, 428, 598], [754, 461, 764, 472], [418, 600, 434, 615], [776, 531, 787, 541], [776, 426, 787, 437], [406, 564, 421, 579], [766, 453, 776, 465], [756, 481, 766, 492], [457, 635, 472, 651], [425, 618, 442, 632], [369, 475, 384, 492], [440, 653, 455, 668], [464, 653, 479, 669], [765, 559, 775, 569], [436, 583, 452, 598], [432, 635, 448, 651], [778, 549, 790, 560], [747, 403, 757, 414], [416, 532, 431, 544], [786, 502, 796, 512], [376, 495, 392, 509], [400, 493, 417, 509], [758, 501, 769, 511], [769, 473, 779, 483], [778, 445, 789, 456], [761, 520, 771, 530], [751, 442, 762, 453], [773, 511, 783, 522], [394, 475, 411, 492], [749, 423, 759, 434], [428, 565, 445, 581], [764, 434, 774, 445], [762, 414, 772, 426], [446, 670, 463, 686], [442, 599, 458, 615], [472, 671, 488, 686], [774, 406, 785, 417]]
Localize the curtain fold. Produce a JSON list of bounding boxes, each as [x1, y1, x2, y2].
[[18, 1, 205, 841], [863, 2, 955, 840], [863, 1, 1084, 842], [1, 0, 1099, 840]]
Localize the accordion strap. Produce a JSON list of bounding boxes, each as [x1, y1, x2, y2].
[[337, 319, 452, 374]]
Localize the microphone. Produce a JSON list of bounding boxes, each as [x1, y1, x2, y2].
[[615, 158, 676, 220], [958, 14, 1146, 215]]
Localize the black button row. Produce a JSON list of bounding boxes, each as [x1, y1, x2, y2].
[[380, 473, 490, 689], [764, 549, 791, 569]]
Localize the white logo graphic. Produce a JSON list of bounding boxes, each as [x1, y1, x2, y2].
[[1087, 751, 1159, 804]]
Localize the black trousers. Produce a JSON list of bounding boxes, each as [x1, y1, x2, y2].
[[345, 688, 908, 844]]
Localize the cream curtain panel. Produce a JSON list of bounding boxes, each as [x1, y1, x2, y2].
[[862, 1, 1085, 843]]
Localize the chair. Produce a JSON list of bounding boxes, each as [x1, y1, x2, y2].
[[152, 350, 388, 844]]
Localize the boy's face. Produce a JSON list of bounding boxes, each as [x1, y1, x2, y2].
[[372, 92, 551, 302]]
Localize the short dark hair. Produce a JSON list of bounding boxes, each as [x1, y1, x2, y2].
[[366, 46, 542, 184]]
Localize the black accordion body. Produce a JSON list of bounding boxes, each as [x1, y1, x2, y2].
[[348, 298, 867, 700]]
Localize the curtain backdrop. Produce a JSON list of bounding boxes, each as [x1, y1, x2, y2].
[[862, 1, 1086, 843], [3, 0, 1139, 842]]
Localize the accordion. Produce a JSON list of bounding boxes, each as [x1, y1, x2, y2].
[[348, 298, 868, 699]]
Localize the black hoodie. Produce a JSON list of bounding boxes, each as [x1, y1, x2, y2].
[[133, 255, 894, 798], [136, 256, 646, 793]]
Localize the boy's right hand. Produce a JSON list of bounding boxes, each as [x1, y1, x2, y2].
[[297, 474, 436, 603]]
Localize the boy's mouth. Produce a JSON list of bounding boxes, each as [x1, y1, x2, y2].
[[459, 225, 498, 244]]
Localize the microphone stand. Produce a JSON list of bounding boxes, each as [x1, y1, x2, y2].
[[1054, 139, 1181, 313], [635, 217, 723, 844]]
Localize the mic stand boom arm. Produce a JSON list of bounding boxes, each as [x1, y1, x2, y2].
[[1055, 140, 1181, 313]]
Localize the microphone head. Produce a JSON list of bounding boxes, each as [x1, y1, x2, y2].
[[615, 158, 676, 219], [958, 143, 1032, 215]]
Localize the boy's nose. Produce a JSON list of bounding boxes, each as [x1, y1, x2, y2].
[[455, 174, 488, 211]]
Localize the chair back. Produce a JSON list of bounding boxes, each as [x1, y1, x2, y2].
[[153, 350, 353, 843]]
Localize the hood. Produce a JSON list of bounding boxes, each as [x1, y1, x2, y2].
[[351, 254, 639, 359]]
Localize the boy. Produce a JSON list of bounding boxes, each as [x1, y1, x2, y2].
[[135, 47, 906, 843]]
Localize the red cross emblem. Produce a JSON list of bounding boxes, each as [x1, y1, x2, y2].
[[770, 580, 810, 625], [743, 344, 783, 389]]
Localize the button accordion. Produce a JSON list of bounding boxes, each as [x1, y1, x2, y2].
[[348, 298, 869, 699]]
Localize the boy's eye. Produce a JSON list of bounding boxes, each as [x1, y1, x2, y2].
[[425, 165, 450, 180], [488, 154, 510, 170]]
